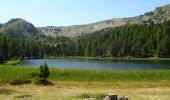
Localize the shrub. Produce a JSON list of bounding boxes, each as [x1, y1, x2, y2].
[[9, 79, 31, 85], [39, 62, 50, 80]]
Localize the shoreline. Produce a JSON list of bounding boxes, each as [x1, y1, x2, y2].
[[46, 56, 170, 61]]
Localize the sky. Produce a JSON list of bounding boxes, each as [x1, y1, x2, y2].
[[0, 0, 170, 27]]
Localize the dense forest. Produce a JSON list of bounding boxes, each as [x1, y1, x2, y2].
[[0, 21, 170, 63]]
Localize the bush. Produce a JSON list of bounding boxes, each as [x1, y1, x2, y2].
[[39, 63, 50, 80], [9, 79, 31, 85]]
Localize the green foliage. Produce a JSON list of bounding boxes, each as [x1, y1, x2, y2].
[[39, 63, 50, 80]]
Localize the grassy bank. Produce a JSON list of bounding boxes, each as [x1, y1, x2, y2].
[[4, 60, 21, 65], [0, 65, 170, 82], [1, 65, 170, 100], [46, 56, 97, 60], [46, 56, 170, 61]]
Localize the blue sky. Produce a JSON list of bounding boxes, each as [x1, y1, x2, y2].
[[0, 0, 170, 26]]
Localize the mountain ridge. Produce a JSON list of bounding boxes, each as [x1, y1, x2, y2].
[[38, 4, 170, 37], [0, 4, 170, 38]]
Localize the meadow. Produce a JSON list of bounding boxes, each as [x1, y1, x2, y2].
[[1, 64, 170, 100]]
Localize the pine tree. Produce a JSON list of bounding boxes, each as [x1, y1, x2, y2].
[[39, 63, 50, 80]]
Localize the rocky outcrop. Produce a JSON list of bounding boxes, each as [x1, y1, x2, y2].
[[38, 4, 170, 37], [104, 95, 118, 100], [104, 95, 128, 100]]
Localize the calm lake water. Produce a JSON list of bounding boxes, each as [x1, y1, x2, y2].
[[20, 59, 170, 70]]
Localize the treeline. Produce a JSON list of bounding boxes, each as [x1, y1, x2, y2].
[[0, 33, 76, 63], [0, 34, 48, 63], [75, 21, 170, 57], [52, 21, 170, 57], [0, 21, 170, 63]]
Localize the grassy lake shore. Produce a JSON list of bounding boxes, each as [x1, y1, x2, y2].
[[1, 65, 170, 100], [46, 56, 170, 61], [1, 65, 170, 82]]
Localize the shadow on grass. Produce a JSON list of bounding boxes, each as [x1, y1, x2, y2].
[[14, 95, 33, 99], [76, 93, 106, 100], [9, 79, 32, 85], [0, 88, 17, 95], [33, 78, 53, 86]]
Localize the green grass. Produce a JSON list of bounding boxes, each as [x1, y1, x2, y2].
[[50, 68, 170, 82], [4, 60, 21, 65], [1, 65, 170, 82], [0, 65, 38, 81]]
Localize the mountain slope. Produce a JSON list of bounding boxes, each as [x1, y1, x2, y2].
[[0, 4, 170, 38], [38, 4, 170, 37], [0, 18, 42, 39]]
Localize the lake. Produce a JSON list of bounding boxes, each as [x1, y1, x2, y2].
[[20, 59, 170, 70]]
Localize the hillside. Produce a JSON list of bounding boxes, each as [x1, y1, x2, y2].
[[0, 18, 42, 39], [38, 4, 170, 37], [0, 4, 170, 38]]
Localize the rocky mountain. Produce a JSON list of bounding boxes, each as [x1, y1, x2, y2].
[[38, 4, 170, 37], [0, 18, 42, 39], [0, 24, 2, 29], [0, 4, 170, 38]]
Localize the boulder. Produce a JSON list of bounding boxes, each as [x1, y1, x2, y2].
[[119, 96, 128, 100]]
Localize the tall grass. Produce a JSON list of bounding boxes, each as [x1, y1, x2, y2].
[[0, 65, 38, 81], [50, 68, 170, 82], [0, 65, 170, 82]]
